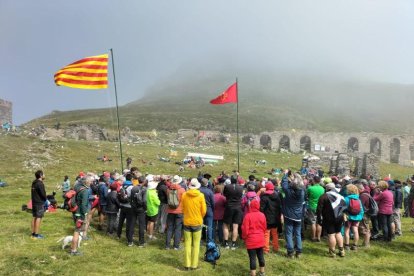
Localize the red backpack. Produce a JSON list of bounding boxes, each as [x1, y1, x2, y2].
[[64, 187, 87, 213], [348, 198, 361, 215]]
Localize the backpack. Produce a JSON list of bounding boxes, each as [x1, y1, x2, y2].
[[204, 241, 221, 268], [348, 198, 361, 215], [167, 189, 180, 209], [132, 186, 147, 210], [117, 186, 129, 204], [365, 194, 378, 217], [90, 180, 99, 195], [64, 187, 86, 213]]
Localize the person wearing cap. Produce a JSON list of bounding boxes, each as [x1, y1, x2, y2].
[[200, 178, 215, 243], [306, 176, 325, 242], [181, 178, 207, 271], [223, 175, 244, 250], [165, 175, 185, 250], [106, 182, 121, 236], [316, 183, 346, 257], [146, 178, 160, 241], [242, 199, 267, 276], [260, 182, 282, 254]]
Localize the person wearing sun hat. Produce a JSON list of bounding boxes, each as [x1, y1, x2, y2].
[[146, 177, 160, 241], [165, 175, 186, 250], [181, 178, 206, 271]]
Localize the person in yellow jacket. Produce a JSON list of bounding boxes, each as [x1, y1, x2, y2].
[[181, 178, 207, 271]]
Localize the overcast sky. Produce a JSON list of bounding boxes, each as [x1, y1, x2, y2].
[[1, 0, 414, 125]]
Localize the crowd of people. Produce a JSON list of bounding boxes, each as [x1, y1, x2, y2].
[[30, 167, 414, 275]]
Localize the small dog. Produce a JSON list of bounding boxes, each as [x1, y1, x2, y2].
[[57, 234, 82, 250]]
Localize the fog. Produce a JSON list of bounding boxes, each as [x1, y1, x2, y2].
[[1, 0, 413, 125]]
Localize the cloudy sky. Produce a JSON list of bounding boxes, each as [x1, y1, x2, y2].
[[1, 0, 413, 124]]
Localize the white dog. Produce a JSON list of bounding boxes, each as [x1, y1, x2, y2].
[[57, 234, 82, 250]]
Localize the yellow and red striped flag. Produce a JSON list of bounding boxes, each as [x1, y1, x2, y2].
[[54, 54, 108, 89]]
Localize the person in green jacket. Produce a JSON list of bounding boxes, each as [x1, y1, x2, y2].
[[71, 175, 92, 256], [146, 180, 160, 240]]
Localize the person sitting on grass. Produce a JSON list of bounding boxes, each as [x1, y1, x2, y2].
[[242, 199, 267, 276]]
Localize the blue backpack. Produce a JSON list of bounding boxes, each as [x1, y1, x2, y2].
[[204, 241, 220, 268]]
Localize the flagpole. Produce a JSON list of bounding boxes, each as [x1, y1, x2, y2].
[[109, 48, 124, 172], [236, 78, 240, 173]]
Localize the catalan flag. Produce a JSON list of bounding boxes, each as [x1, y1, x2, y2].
[[54, 54, 108, 89]]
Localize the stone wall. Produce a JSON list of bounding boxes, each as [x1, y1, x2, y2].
[[243, 130, 414, 167], [64, 124, 108, 141], [0, 99, 12, 124]]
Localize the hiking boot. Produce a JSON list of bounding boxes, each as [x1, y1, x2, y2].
[[31, 234, 45, 240], [174, 246, 182, 251], [127, 242, 134, 247], [350, 244, 358, 251], [258, 272, 266, 276], [70, 251, 83, 256], [223, 241, 230, 249], [138, 243, 146, 248], [344, 244, 350, 251], [338, 247, 345, 257], [231, 242, 237, 250], [328, 249, 336, 258], [295, 252, 302, 259], [286, 252, 294, 259]]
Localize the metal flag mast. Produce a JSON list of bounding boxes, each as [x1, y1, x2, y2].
[[109, 48, 124, 172], [236, 77, 240, 173]]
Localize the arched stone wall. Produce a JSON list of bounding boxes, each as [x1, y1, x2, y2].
[[279, 135, 290, 151], [348, 137, 359, 152], [300, 136, 311, 151], [370, 137, 381, 156], [260, 134, 272, 149], [390, 138, 400, 164]]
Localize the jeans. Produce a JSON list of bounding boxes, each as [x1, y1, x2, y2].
[[203, 208, 214, 243], [378, 213, 392, 241], [157, 203, 168, 233], [284, 218, 302, 254], [117, 207, 134, 242], [135, 209, 146, 245], [166, 213, 183, 248], [370, 215, 379, 235], [213, 220, 223, 243], [107, 212, 117, 234]]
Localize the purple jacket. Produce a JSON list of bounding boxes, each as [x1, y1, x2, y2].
[[373, 190, 394, 215]]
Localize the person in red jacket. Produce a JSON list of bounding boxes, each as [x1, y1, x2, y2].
[[241, 199, 267, 276]]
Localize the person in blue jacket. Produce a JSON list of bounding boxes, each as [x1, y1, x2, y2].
[[343, 184, 364, 251]]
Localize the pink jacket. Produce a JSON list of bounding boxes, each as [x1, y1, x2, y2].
[[373, 190, 394, 215]]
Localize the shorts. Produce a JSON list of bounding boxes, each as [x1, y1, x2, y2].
[[323, 221, 343, 234], [99, 205, 107, 215], [32, 204, 45, 218], [305, 209, 317, 224], [358, 215, 370, 235], [75, 219, 86, 233], [146, 214, 158, 222], [223, 207, 243, 225], [346, 220, 360, 228]]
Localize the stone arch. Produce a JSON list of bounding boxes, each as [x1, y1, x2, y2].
[[77, 129, 87, 140], [242, 135, 254, 145], [347, 137, 359, 152], [260, 134, 272, 150], [279, 135, 290, 151], [410, 142, 414, 161], [300, 135, 311, 151], [390, 138, 400, 164], [370, 137, 381, 156]]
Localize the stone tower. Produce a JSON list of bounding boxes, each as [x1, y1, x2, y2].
[[0, 99, 12, 124]]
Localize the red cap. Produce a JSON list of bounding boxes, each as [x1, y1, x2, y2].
[[79, 172, 85, 177], [265, 182, 274, 191]]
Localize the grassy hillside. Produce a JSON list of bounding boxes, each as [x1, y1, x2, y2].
[[24, 77, 414, 134], [1, 134, 414, 275]]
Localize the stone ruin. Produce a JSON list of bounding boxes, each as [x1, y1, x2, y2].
[[64, 124, 108, 141], [0, 99, 12, 124]]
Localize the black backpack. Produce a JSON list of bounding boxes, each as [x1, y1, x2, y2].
[[90, 180, 99, 195], [117, 186, 129, 204], [131, 186, 147, 210]]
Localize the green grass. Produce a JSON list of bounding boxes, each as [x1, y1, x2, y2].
[[1, 134, 414, 275]]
